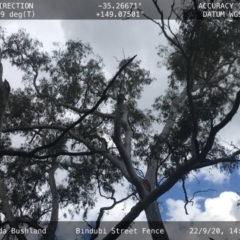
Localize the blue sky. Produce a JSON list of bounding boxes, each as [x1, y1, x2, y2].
[[160, 168, 240, 221]]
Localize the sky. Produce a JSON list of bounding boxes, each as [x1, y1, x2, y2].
[[1, 18, 240, 240]]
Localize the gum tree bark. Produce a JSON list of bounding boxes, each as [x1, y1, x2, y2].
[[113, 93, 170, 240], [43, 158, 59, 240]]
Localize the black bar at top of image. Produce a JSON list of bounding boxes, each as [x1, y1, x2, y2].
[[0, 0, 239, 20]]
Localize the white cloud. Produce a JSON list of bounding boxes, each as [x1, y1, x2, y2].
[[1, 20, 65, 52], [188, 167, 230, 184], [164, 191, 240, 240], [166, 191, 240, 221], [165, 198, 203, 221]]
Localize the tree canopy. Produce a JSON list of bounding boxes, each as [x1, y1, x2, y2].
[[1, 1, 240, 240]]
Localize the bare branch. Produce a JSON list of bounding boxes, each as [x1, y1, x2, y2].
[[182, 177, 216, 215], [200, 90, 240, 159], [181, 178, 189, 215], [89, 190, 137, 240]]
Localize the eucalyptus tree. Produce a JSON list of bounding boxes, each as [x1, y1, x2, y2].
[[1, 1, 240, 240], [0, 27, 152, 240], [0, 29, 140, 239]]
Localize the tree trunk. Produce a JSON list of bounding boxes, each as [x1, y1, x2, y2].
[[144, 201, 169, 240], [144, 160, 169, 240], [42, 159, 59, 240], [0, 179, 27, 240]]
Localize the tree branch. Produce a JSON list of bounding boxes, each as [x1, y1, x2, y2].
[[29, 55, 137, 156], [113, 94, 145, 197], [2, 124, 132, 183], [0, 149, 106, 159], [200, 90, 240, 159]]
